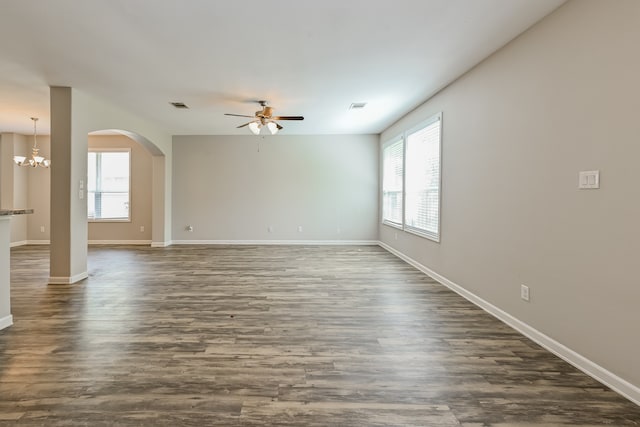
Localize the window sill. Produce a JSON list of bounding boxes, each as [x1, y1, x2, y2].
[[405, 226, 440, 243], [382, 220, 403, 230]]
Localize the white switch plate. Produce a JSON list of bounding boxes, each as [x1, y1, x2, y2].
[[521, 284, 530, 302], [579, 170, 599, 189]]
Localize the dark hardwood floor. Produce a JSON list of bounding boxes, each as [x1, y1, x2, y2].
[[1, 245, 639, 426]]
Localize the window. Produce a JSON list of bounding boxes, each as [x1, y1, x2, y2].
[[88, 150, 131, 221], [381, 113, 442, 242], [405, 116, 441, 240], [382, 138, 404, 227]]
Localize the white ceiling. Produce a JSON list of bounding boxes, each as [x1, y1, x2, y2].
[[0, 0, 565, 136]]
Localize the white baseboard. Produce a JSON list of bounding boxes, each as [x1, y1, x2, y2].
[[0, 315, 13, 330], [151, 241, 171, 248], [26, 240, 50, 245], [16, 240, 154, 246], [48, 271, 88, 285], [9, 240, 27, 247], [171, 239, 379, 245], [377, 241, 640, 407], [88, 240, 152, 245]]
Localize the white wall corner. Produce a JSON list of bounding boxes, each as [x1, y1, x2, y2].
[[377, 241, 640, 407]]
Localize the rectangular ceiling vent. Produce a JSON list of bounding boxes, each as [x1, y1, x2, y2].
[[349, 102, 367, 110], [170, 102, 189, 109]]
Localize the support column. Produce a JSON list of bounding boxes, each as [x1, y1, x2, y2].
[[49, 87, 88, 284]]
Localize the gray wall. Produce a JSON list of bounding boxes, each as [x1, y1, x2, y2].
[[380, 0, 640, 388], [172, 135, 378, 242], [1, 133, 30, 244], [26, 135, 51, 242]]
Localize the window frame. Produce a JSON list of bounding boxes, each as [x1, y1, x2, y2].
[[381, 112, 442, 243], [87, 148, 132, 223], [381, 134, 404, 230]]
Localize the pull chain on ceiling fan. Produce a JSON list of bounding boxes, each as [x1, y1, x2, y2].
[[224, 100, 304, 135]]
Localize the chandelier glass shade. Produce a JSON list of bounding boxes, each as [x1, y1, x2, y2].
[[14, 117, 50, 168]]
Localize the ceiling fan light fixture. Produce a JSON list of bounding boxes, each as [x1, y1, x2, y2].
[[225, 101, 304, 135], [248, 121, 261, 135], [266, 122, 278, 135]]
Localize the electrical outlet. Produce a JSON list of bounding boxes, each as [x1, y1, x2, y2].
[[521, 284, 530, 302], [140, 226, 145, 232], [40, 226, 45, 233], [186, 225, 193, 232], [298, 226, 303, 232], [268, 226, 273, 233]]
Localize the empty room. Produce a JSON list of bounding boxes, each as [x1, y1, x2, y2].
[[1, 0, 639, 425]]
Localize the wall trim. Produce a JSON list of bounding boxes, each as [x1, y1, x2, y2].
[[0, 315, 13, 331], [377, 241, 640, 407], [26, 240, 50, 245], [18, 240, 158, 248], [19, 240, 156, 246], [48, 271, 89, 285], [9, 240, 27, 247], [88, 240, 152, 245], [171, 239, 379, 246], [151, 241, 171, 248]]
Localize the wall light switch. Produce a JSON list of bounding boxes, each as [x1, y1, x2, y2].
[[579, 170, 599, 189]]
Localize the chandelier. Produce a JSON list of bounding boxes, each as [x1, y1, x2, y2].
[[14, 117, 51, 168]]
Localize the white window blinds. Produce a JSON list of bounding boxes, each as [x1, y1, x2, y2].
[[382, 138, 404, 226], [405, 116, 441, 240]]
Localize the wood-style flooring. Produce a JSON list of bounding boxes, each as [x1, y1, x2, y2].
[[1, 245, 639, 426]]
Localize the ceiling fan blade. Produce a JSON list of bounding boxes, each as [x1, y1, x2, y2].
[[225, 113, 255, 118], [236, 121, 255, 128], [275, 122, 283, 130], [272, 116, 304, 120]]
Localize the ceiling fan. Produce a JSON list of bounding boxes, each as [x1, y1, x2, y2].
[[224, 100, 304, 135]]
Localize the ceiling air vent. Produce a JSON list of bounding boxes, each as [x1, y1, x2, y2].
[[170, 102, 189, 109], [349, 102, 367, 110]]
